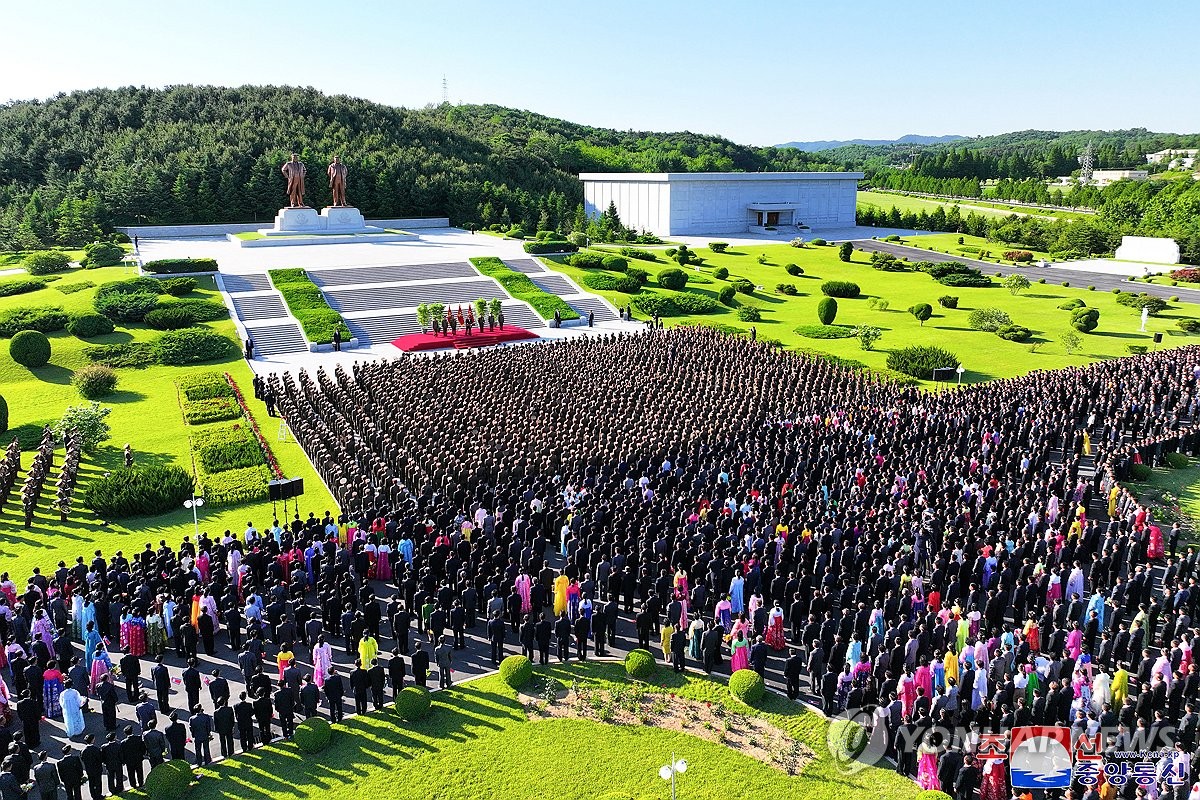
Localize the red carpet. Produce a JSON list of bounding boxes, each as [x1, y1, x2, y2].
[[391, 325, 539, 352]]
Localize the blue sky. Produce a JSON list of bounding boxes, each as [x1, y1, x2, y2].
[[1, 0, 1195, 146]]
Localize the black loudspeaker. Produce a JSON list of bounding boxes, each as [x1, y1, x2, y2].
[[284, 477, 305, 499], [1154, 332, 1163, 344], [268, 480, 283, 502], [931, 367, 956, 382]]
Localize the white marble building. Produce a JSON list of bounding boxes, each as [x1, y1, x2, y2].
[[579, 172, 862, 236]]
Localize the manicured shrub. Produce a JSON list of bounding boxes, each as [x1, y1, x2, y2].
[[94, 290, 159, 322], [816, 297, 838, 325], [394, 686, 432, 720], [625, 267, 649, 285], [1171, 295, 1180, 302], [81, 241, 125, 268], [1061, 281, 1070, 287], [1165, 452, 1190, 469], [506, 225, 525, 239], [499, 655, 533, 689], [967, 307, 1013, 332], [152, 328, 236, 365], [1176, 318, 1200, 333], [937, 271, 992, 287], [67, 313, 115, 338], [161, 277, 198, 296], [1116, 292, 1167, 315], [0, 278, 47, 297], [809, 238, 827, 246], [775, 283, 798, 296], [736, 305, 761, 322], [0, 307, 69, 337], [83, 465, 194, 518], [657, 268, 688, 291], [141, 258, 218, 274], [182, 397, 241, 425], [996, 324, 1032, 342], [1170, 268, 1200, 283], [909, 303, 933, 326], [671, 293, 720, 314], [883, 234, 901, 242], [794, 324, 854, 339], [159, 299, 227, 322], [712, 266, 729, 280], [821, 280, 860, 298], [1058, 299, 1085, 310], [1071, 307, 1100, 333], [55, 281, 95, 295], [567, 232, 588, 247], [917, 791, 953, 800], [582, 273, 641, 293], [567, 252, 605, 269], [601, 255, 628, 272], [838, 242, 853, 261], [9, 330, 51, 367], [144, 307, 196, 330], [1087, 286, 1095, 291], [784, 264, 803, 277], [718, 286, 736, 306], [84, 342, 156, 369], [177, 372, 235, 403], [1129, 463, 1152, 481], [731, 278, 755, 295], [23, 250, 71, 275], [200, 465, 271, 506], [708, 242, 729, 253], [144, 759, 193, 800], [625, 649, 657, 680], [1002, 250, 1034, 262], [522, 240, 576, 254], [886, 344, 958, 380], [870, 252, 908, 272], [73, 365, 118, 399], [729, 668, 765, 705], [294, 717, 332, 753], [191, 424, 264, 473], [618, 247, 657, 261], [937, 295, 958, 309]]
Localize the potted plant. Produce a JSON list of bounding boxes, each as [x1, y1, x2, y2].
[[416, 303, 429, 333]]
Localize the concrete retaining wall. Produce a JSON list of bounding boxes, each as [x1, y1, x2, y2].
[[120, 217, 451, 239]]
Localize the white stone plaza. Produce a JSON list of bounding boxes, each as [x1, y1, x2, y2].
[[580, 171, 862, 237]]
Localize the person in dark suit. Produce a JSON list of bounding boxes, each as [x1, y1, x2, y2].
[[273, 681, 296, 740], [100, 733, 123, 796], [253, 689, 274, 744], [701, 622, 723, 673], [749, 636, 769, 676], [349, 661, 369, 715], [16, 693, 41, 748], [142, 721, 167, 769], [592, 603, 610, 657], [33, 750, 61, 800], [554, 614, 573, 663], [487, 612, 506, 665], [150, 657, 171, 712], [323, 667, 346, 722], [575, 614, 591, 662], [938, 747, 964, 796], [635, 607, 654, 651], [670, 626, 687, 672], [387, 651, 406, 699], [190, 705, 214, 766], [80, 737, 103, 800], [118, 724, 146, 789], [368, 659, 386, 710], [953, 754, 979, 800], [234, 692, 256, 751], [118, 651, 141, 704], [214, 699, 236, 758], [182, 658, 202, 713], [410, 644, 430, 688], [534, 615, 552, 665], [164, 712, 187, 761], [300, 675, 320, 718], [519, 615, 536, 661], [784, 651, 804, 700], [58, 745, 85, 800]]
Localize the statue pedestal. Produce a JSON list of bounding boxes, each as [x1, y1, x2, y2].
[[234, 206, 419, 248]]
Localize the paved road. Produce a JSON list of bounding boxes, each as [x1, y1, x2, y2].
[[849, 239, 1193, 300]]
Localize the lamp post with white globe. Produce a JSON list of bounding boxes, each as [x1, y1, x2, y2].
[[183, 495, 205, 538], [658, 754, 687, 800]]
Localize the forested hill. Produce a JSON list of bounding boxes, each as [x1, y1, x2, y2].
[[0, 86, 840, 247]]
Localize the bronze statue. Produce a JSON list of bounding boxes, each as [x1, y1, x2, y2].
[[327, 156, 348, 207], [281, 153, 307, 208]]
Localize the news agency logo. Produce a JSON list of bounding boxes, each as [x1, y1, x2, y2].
[[1008, 727, 1073, 789]]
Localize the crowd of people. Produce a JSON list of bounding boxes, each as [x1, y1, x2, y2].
[[2, 327, 1200, 800]]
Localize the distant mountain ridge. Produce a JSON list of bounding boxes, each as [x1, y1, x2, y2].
[[777, 134, 965, 152]]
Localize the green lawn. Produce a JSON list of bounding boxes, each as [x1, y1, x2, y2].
[[1127, 458, 1200, 545], [900, 232, 1057, 265], [0, 266, 335, 578], [858, 191, 1088, 222], [181, 662, 914, 800], [543, 243, 1200, 383], [0, 248, 90, 268]]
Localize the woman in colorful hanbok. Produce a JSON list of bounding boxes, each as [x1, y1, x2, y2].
[[376, 542, 392, 581], [660, 622, 675, 662], [728, 630, 750, 673], [31, 610, 56, 660], [1147, 524, 1165, 560], [900, 668, 917, 718], [673, 569, 689, 602], [915, 660, 933, 699], [553, 571, 569, 617], [566, 580, 582, 621], [312, 635, 333, 689], [1066, 625, 1084, 659], [765, 605, 787, 651], [1091, 667, 1111, 713], [916, 735, 941, 791], [88, 643, 112, 695], [688, 616, 705, 661], [71, 593, 86, 640], [729, 574, 745, 615], [979, 755, 1009, 800], [277, 644, 295, 681], [716, 596, 733, 633], [82, 621, 102, 671], [121, 612, 147, 657], [514, 571, 533, 615], [1111, 664, 1129, 707], [61, 681, 86, 736], [43, 660, 65, 718]]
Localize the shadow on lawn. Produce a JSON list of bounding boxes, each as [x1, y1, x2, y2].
[[28, 364, 74, 385]]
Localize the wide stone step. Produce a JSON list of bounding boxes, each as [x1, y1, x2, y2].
[[308, 262, 476, 287], [231, 294, 288, 321], [242, 322, 309, 355], [502, 258, 546, 275], [220, 273, 272, 293], [567, 296, 619, 322], [529, 274, 577, 295], [324, 279, 503, 313]]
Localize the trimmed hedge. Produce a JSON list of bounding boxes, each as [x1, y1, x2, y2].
[[886, 344, 959, 380], [1177, 318, 1200, 333], [795, 324, 855, 339], [917, 791, 953, 800], [182, 397, 242, 425], [55, 281, 96, 295], [394, 686, 432, 721], [1165, 452, 1189, 469], [718, 286, 736, 306], [152, 328, 236, 365], [73, 364, 119, 399], [177, 372, 234, 401], [816, 297, 838, 325], [1071, 308, 1100, 333], [191, 424, 264, 473], [23, 250, 71, 275], [937, 295, 958, 309], [294, 717, 333, 753], [83, 342, 155, 369], [81, 241, 125, 268], [729, 668, 765, 705], [144, 760, 193, 800], [820, 280, 860, 298], [142, 258, 218, 274], [67, 313, 115, 338], [996, 324, 1032, 342], [200, 464, 271, 506], [161, 277, 198, 296], [499, 655, 533, 689], [268, 269, 350, 344], [160, 299, 227, 322], [601, 255, 628, 272], [657, 268, 688, 290], [470, 257, 578, 321], [625, 649, 657, 680], [630, 292, 719, 318], [144, 307, 195, 330], [0, 278, 47, 297], [566, 252, 605, 269], [0, 307, 69, 337], [937, 271, 993, 288], [581, 273, 641, 293], [10, 330, 51, 367], [736, 305, 761, 322], [83, 465, 195, 518], [523, 240, 577, 255], [95, 291, 159, 322]]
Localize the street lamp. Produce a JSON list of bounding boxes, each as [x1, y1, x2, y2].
[[658, 754, 687, 800], [956, 365, 965, 386], [183, 495, 205, 538]]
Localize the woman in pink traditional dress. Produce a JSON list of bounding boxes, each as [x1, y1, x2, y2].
[[312, 635, 332, 689], [89, 643, 113, 694], [196, 550, 210, 584], [916, 735, 941, 791], [566, 580, 582, 621], [31, 611, 56, 660], [899, 667, 917, 718], [979, 755, 1009, 800], [122, 612, 147, 657], [765, 605, 787, 651], [673, 569, 689, 601], [730, 613, 750, 645], [514, 571, 533, 615], [1147, 524, 1165, 560], [376, 542, 392, 582], [728, 630, 750, 672], [1046, 573, 1062, 606], [1066, 624, 1084, 659], [716, 596, 733, 633], [915, 660, 933, 699]]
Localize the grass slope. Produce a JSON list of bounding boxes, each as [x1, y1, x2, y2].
[[858, 190, 1090, 221], [539, 242, 1200, 384], [470, 256, 579, 320], [0, 266, 335, 578], [183, 662, 914, 800]]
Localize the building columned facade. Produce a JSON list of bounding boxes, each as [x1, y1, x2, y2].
[[580, 172, 863, 236]]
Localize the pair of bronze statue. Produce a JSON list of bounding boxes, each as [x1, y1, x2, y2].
[[281, 154, 348, 208]]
